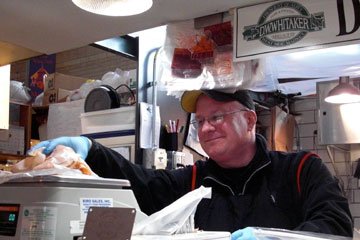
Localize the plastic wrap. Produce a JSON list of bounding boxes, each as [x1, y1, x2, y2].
[[6, 145, 97, 182], [157, 20, 266, 94], [0, 168, 99, 184], [132, 186, 211, 235]]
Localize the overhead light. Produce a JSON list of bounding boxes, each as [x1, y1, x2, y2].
[[72, 0, 153, 16], [325, 76, 360, 104]]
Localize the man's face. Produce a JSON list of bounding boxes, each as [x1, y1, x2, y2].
[[195, 94, 256, 168]]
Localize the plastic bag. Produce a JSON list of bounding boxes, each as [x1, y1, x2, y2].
[[101, 68, 131, 93], [78, 80, 102, 99], [33, 92, 44, 107], [10, 80, 31, 103], [132, 186, 211, 235], [11, 145, 97, 177], [157, 20, 266, 94]]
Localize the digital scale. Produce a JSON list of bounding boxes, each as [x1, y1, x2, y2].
[[0, 175, 147, 240]]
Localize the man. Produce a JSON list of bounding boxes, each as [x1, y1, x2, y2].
[[31, 89, 353, 238]]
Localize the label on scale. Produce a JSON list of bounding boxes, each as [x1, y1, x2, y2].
[[79, 198, 113, 221], [20, 206, 57, 240]]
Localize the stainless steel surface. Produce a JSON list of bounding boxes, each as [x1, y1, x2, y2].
[[317, 79, 360, 145], [1, 175, 131, 188], [0, 175, 145, 240]]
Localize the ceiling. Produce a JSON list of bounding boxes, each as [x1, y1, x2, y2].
[[0, 0, 273, 66]]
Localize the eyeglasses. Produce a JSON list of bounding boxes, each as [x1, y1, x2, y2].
[[190, 109, 249, 129]]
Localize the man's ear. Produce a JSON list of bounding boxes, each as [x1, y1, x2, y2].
[[246, 110, 257, 131]]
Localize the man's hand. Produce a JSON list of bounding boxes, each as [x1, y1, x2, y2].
[[29, 136, 91, 160], [231, 227, 256, 240]]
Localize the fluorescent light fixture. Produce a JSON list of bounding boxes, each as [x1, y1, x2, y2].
[[72, 0, 153, 16], [325, 76, 360, 104]]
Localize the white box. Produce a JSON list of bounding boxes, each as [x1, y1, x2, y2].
[[47, 99, 85, 140], [80, 106, 136, 134]]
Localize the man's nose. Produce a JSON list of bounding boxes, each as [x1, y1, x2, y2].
[[199, 120, 215, 132]]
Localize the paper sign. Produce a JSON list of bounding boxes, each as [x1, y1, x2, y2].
[[140, 102, 161, 149], [79, 198, 113, 221]]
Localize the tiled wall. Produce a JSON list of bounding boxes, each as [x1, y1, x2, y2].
[[10, 45, 137, 82], [56, 45, 137, 80], [258, 97, 360, 229], [10, 60, 27, 83]]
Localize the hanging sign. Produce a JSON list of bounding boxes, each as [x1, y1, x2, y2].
[[233, 0, 360, 61]]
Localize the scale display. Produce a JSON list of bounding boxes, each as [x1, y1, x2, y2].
[[0, 204, 20, 236]]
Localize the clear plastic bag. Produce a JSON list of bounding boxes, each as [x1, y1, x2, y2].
[[157, 20, 266, 94], [132, 186, 211, 235], [8, 145, 97, 180], [0, 168, 99, 184]]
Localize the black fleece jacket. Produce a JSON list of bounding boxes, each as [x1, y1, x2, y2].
[[85, 134, 353, 237]]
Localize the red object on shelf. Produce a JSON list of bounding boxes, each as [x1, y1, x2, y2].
[[171, 48, 202, 78]]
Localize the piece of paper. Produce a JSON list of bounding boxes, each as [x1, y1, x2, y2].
[[140, 102, 160, 149]]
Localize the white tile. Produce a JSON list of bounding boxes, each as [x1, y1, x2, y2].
[[333, 151, 348, 163], [294, 98, 317, 111], [298, 123, 317, 137], [354, 217, 360, 230], [351, 178, 359, 189], [349, 203, 360, 217], [354, 190, 360, 203], [315, 149, 331, 163], [294, 110, 315, 124], [325, 163, 336, 176], [331, 162, 349, 176], [345, 177, 359, 191], [314, 109, 319, 123], [299, 137, 314, 151]]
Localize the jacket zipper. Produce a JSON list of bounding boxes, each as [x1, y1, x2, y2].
[[239, 161, 271, 196], [204, 161, 271, 196], [203, 176, 236, 195]]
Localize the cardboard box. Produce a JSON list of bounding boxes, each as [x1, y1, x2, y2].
[[44, 72, 87, 92], [43, 88, 72, 105], [43, 72, 87, 105]]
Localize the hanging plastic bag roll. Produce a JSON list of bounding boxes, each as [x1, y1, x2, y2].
[[132, 186, 211, 235]]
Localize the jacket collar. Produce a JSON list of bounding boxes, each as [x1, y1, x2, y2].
[[204, 134, 271, 195]]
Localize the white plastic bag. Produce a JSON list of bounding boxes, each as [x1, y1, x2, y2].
[[132, 186, 211, 235], [79, 80, 102, 99], [10, 80, 31, 103], [101, 68, 131, 93], [33, 92, 44, 107]]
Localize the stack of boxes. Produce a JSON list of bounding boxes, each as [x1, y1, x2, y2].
[[42, 72, 88, 105]]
